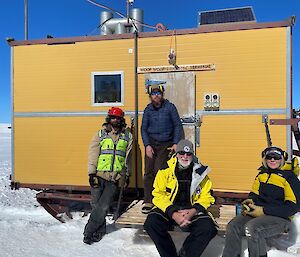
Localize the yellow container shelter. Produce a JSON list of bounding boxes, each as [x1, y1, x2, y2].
[[9, 19, 294, 211]]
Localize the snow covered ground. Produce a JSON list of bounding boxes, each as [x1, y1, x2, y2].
[[0, 123, 300, 257]]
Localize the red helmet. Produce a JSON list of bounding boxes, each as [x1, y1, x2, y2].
[[108, 107, 124, 118]]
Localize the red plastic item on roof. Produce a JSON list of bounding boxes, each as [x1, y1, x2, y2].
[[156, 23, 166, 32]]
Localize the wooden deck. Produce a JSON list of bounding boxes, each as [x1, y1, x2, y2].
[[115, 200, 236, 232], [115, 201, 300, 254], [115, 200, 146, 229]]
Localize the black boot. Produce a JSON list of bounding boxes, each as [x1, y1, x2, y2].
[[83, 235, 93, 245], [92, 232, 104, 242]]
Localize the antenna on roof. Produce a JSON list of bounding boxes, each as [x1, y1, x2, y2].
[[24, 0, 28, 40], [126, 0, 134, 24]]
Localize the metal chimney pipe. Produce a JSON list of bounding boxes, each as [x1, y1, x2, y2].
[[115, 23, 126, 34], [100, 8, 144, 35], [100, 11, 113, 35], [130, 8, 144, 33]]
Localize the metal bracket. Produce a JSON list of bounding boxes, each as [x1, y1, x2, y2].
[[270, 118, 300, 157], [195, 114, 202, 127], [180, 115, 202, 127], [195, 114, 202, 147], [130, 116, 135, 127], [262, 114, 268, 123], [180, 116, 195, 126], [180, 115, 202, 147]]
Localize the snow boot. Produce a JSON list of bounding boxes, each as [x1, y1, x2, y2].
[[83, 235, 93, 245], [141, 203, 154, 214], [92, 232, 104, 242]]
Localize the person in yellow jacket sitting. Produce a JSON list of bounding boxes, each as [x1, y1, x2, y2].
[[222, 146, 300, 257], [83, 107, 133, 245], [144, 139, 217, 257]]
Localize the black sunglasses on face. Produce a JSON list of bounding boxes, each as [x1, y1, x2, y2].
[[151, 91, 162, 96], [178, 151, 193, 156], [110, 116, 121, 120], [265, 155, 281, 160]]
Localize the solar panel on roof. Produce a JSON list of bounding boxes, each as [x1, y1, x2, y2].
[[199, 7, 256, 25]]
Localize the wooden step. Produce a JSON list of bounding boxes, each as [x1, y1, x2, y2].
[[115, 200, 146, 228]]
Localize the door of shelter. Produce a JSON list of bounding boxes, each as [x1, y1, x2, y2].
[[144, 72, 198, 150]]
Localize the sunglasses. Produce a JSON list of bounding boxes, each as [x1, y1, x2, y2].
[[150, 91, 162, 96], [265, 155, 282, 160], [110, 116, 121, 120], [177, 151, 193, 156]]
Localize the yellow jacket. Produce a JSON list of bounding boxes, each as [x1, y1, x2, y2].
[[152, 156, 215, 214], [249, 158, 300, 219]]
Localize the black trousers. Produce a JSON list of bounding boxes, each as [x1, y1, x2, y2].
[[83, 178, 117, 237], [144, 208, 217, 257], [144, 140, 173, 203]]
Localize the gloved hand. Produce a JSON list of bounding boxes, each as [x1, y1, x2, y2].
[[242, 198, 254, 206], [245, 204, 264, 217], [89, 174, 99, 188]]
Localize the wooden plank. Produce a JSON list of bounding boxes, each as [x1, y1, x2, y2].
[[115, 200, 146, 229], [115, 200, 237, 232]]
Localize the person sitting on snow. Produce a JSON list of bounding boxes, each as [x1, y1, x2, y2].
[[222, 146, 300, 257]]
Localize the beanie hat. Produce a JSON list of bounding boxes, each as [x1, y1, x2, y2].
[[176, 139, 194, 155]]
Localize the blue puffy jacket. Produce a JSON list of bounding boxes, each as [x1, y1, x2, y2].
[[141, 99, 183, 146]]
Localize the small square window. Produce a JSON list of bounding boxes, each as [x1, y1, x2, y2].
[[91, 71, 124, 106]]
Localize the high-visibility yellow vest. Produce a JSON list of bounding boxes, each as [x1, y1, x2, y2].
[[97, 130, 130, 173]]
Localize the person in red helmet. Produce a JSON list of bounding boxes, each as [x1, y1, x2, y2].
[[83, 107, 133, 245]]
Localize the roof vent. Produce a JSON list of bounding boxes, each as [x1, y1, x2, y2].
[[198, 6, 256, 26]]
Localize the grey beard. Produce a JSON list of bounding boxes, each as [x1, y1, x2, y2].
[[178, 161, 191, 170]]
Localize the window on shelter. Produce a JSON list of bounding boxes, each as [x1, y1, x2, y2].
[[91, 71, 124, 106]]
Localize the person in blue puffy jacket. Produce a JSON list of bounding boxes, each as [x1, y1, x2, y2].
[[141, 81, 183, 213]]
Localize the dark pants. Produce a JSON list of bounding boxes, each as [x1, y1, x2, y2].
[[222, 214, 290, 257], [83, 178, 117, 237], [144, 208, 217, 257], [144, 140, 173, 203]]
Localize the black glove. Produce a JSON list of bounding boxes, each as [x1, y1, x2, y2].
[[89, 174, 99, 188]]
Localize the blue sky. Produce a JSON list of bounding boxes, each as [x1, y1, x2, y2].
[[0, 0, 299, 123]]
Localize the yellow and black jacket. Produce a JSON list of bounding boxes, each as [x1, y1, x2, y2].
[[249, 164, 300, 219], [152, 156, 215, 218]]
